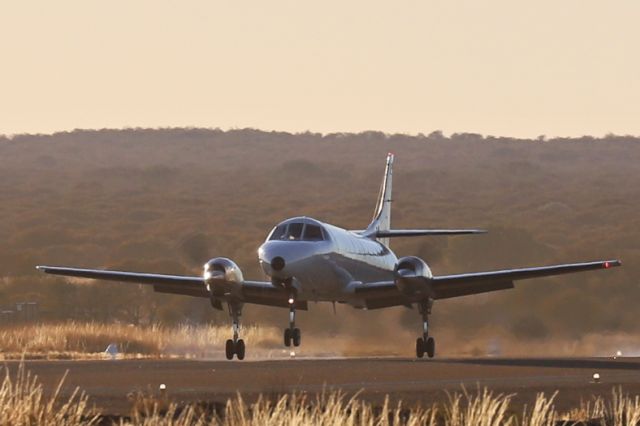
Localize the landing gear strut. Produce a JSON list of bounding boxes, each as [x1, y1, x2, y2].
[[225, 303, 245, 360], [284, 294, 301, 347], [416, 299, 435, 359]]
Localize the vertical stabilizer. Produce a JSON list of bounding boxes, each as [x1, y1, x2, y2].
[[365, 153, 394, 246]]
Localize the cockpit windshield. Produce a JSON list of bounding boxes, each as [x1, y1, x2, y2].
[[268, 223, 326, 241], [269, 225, 287, 240], [287, 223, 304, 240]]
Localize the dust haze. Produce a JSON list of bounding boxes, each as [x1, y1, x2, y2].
[[0, 128, 637, 357]]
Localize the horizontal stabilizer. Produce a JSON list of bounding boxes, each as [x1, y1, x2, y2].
[[353, 229, 487, 238], [375, 229, 487, 237]]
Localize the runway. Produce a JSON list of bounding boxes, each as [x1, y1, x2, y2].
[[5, 357, 640, 415]]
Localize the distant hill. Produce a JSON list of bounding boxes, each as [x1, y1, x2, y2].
[[0, 128, 638, 355]]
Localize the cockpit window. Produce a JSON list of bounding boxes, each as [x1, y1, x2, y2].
[[303, 224, 324, 241], [286, 223, 304, 240], [268, 225, 287, 240], [269, 222, 326, 241]]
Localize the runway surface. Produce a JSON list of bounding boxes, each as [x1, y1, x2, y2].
[[5, 357, 640, 414]]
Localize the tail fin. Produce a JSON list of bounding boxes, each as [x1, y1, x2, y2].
[[365, 153, 394, 246], [358, 154, 485, 246]]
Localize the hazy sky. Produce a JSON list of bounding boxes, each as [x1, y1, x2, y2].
[[1, 1, 638, 137]]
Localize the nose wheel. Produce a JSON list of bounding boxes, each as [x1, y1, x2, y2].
[[416, 336, 435, 359], [284, 327, 301, 347], [226, 338, 245, 360], [284, 295, 301, 347], [225, 303, 245, 360], [416, 299, 435, 359]]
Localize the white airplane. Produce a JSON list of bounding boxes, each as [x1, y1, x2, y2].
[[37, 154, 621, 360]]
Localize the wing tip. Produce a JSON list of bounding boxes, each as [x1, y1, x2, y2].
[[604, 260, 622, 269]]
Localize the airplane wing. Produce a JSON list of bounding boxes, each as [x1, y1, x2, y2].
[[354, 260, 621, 308], [430, 260, 620, 299], [36, 266, 203, 287], [35, 266, 306, 309]]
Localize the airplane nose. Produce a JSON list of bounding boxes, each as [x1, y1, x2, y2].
[[259, 241, 320, 278], [270, 256, 285, 271]]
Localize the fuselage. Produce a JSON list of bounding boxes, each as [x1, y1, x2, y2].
[[258, 217, 397, 306]]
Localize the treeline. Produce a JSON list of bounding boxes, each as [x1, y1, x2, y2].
[[0, 128, 638, 351]]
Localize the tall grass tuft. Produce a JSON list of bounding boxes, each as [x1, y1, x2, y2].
[[0, 362, 96, 425], [446, 387, 514, 426], [213, 391, 438, 426], [520, 392, 557, 426], [607, 387, 640, 426]]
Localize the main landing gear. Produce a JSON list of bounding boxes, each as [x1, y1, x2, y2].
[[416, 299, 435, 359], [225, 303, 245, 360], [284, 294, 301, 347]]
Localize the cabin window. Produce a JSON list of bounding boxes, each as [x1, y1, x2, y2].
[[303, 225, 324, 241]]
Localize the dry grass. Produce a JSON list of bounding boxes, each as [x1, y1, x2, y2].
[[0, 322, 281, 360], [220, 392, 439, 426], [0, 363, 97, 425], [446, 388, 513, 426], [5, 362, 640, 425]]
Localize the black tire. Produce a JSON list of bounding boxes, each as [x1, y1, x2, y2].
[[284, 328, 291, 347], [225, 339, 235, 360], [293, 328, 301, 347], [416, 337, 425, 358], [236, 339, 245, 360], [426, 337, 435, 358]]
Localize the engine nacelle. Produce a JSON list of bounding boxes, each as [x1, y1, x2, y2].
[[203, 257, 244, 308], [394, 256, 433, 297]]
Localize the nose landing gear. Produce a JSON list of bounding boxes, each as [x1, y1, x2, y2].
[[225, 303, 245, 360], [416, 299, 435, 359], [284, 294, 301, 347]]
